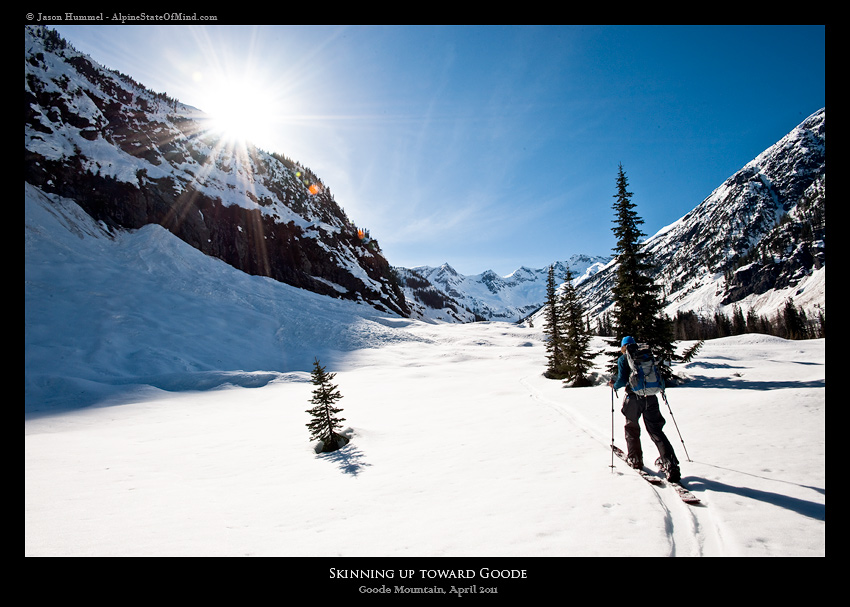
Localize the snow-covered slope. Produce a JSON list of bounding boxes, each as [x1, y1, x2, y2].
[[24, 182, 425, 413], [25, 177, 824, 558], [25, 25, 407, 316], [577, 109, 825, 321], [396, 256, 609, 323]]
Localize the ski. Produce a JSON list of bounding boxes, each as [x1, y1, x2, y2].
[[668, 481, 701, 505], [611, 445, 663, 485], [612, 445, 702, 505], [653, 457, 703, 505]]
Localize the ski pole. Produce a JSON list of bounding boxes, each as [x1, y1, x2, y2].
[[661, 390, 691, 462], [610, 387, 616, 470]]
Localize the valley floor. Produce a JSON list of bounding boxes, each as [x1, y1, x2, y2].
[[25, 323, 825, 561]]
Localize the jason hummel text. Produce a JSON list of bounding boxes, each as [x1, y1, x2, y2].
[[32, 13, 212, 23], [34, 13, 106, 20]]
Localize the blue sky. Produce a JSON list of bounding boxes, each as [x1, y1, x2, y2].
[[50, 24, 825, 276]]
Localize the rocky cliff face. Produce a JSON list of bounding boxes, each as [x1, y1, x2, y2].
[[24, 26, 409, 317], [576, 108, 825, 319]]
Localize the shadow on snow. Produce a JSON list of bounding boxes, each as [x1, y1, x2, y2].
[[684, 476, 825, 521]]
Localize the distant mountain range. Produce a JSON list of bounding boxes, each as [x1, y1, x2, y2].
[[395, 256, 610, 323]]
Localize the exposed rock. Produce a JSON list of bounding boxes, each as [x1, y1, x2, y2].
[[25, 25, 409, 317]]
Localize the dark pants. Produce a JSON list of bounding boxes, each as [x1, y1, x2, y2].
[[621, 393, 678, 465]]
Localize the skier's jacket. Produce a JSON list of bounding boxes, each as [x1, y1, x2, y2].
[[611, 354, 633, 392]]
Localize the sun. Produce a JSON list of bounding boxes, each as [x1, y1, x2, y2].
[[199, 74, 277, 148]]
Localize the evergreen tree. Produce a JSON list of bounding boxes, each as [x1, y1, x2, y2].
[[679, 339, 705, 364], [745, 308, 762, 335], [815, 309, 825, 338], [714, 311, 731, 338], [781, 298, 808, 340], [542, 265, 566, 378], [610, 164, 650, 339], [595, 310, 613, 337], [731, 304, 747, 335], [305, 358, 347, 453], [559, 266, 597, 387], [608, 164, 675, 380]]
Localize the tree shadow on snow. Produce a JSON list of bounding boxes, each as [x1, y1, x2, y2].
[[683, 476, 825, 521], [681, 376, 824, 391], [319, 443, 371, 477]]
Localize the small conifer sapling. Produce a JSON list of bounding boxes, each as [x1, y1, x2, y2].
[[306, 358, 347, 453]]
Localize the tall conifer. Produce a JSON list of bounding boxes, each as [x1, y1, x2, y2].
[[559, 266, 597, 387], [543, 265, 566, 378], [609, 164, 674, 380]]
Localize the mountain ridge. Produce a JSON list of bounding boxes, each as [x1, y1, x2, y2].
[[25, 25, 408, 317], [573, 108, 825, 324]]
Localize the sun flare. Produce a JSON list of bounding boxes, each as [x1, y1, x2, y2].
[[200, 76, 277, 148]]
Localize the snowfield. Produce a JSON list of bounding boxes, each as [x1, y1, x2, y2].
[[25, 183, 825, 560]]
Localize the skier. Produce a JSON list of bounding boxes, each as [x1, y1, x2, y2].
[[608, 336, 681, 482]]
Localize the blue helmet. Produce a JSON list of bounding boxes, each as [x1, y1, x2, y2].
[[621, 336, 636, 347]]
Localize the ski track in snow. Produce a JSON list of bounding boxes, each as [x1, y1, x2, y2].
[[520, 375, 726, 557]]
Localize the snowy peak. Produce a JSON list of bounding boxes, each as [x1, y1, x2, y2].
[[395, 255, 611, 323], [576, 108, 825, 321], [24, 25, 408, 316], [430, 263, 463, 283]]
